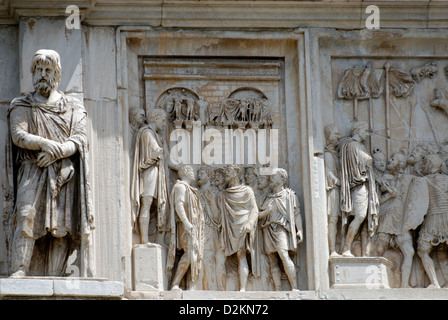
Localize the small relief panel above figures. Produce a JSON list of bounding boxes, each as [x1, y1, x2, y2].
[[143, 57, 282, 130], [212, 87, 274, 129], [325, 57, 448, 289], [155, 87, 204, 130], [128, 56, 304, 292]]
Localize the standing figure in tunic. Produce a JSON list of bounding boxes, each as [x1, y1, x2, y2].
[[375, 152, 417, 288], [324, 125, 341, 257], [417, 154, 448, 288], [259, 168, 303, 290]]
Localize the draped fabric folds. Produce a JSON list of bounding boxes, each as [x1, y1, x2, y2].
[[3, 92, 95, 276]]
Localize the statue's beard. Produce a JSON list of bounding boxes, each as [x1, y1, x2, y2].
[[33, 75, 58, 95]]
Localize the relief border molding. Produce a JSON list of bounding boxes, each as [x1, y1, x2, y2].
[[1, 1, 448, 29], [116, 26, 327, 291]]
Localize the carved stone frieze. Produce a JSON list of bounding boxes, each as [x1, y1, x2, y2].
[[128, 55, 298, 292], [327, 57, 448, 288]]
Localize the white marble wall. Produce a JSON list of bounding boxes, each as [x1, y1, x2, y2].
[[0, 2, 448, 297], [0, 25, 19, 275]]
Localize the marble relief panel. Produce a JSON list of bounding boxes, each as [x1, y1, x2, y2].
[[326, 55, 448, 288], [129, 55, 304, 292]]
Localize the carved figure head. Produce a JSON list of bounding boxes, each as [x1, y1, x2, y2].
[[224, 165, 241, 185], [351, 121, 369, 142], [387, 152, 407, 173], [244, 166, 259, 186], [31, 49, 61, 96], [129, 108, 147, 128], [324, 125, 341, 146], [271, 168, 288, 188], [147, 108, 168, 131], [423, 154, 442, 175], [178, 165, 195, 183], [257, 174, 270, 190], [214, 168, 226, 188], [197, 167, 211, 187], [373, 147, 386, 173], [408, 144, 425, 165]]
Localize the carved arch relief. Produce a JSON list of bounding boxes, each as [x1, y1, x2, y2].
[[130, 79, 302, 292], [155, 87, 204, 129], [326, 58, 448, 288]]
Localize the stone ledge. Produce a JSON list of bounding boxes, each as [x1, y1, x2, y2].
[[320, 288, 448, 300], [0, 277, 124, 299], [125, 290, 317, 300], [126, 288, 448, 300]]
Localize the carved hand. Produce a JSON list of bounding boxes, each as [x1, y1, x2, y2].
[[37, 151, 56, 168], [39, 139, 77, 161], [264, 204, 274, 215], [205, 189, 215, 202], [240, 222, 252, 237], [39, 138, 64, 159], [184, 221, 193, 236]]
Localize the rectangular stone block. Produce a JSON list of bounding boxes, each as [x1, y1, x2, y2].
[[329, 256, 395, 289], [53, 278, 124, 298], [0, 278, 53, 296], [133, 243, 168, 291]]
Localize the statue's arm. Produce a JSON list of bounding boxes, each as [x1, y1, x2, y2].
[[247, 195, 259, 227], [295, 208, 303, 238], [9, 107, 43, 150], [173, 184, 193, 235], [148, 131, 164, 160], [258, 199, 272, 220], [294, 194, 303, 242], [324, 153, 340, 189], [10, 106, 78, 165], [206, 190, 221, 219]]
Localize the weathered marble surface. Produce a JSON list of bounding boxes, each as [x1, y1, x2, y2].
[[1, 0, 448, 300]]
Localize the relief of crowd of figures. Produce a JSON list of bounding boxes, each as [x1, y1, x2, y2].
[[3, 48, 301, 292], [7, 47, 448, 292], [129, 86, 302, 292], [327, 59, 448, 288]]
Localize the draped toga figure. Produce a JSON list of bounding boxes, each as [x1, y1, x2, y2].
[[324, 125, 341, 257], [130, 108, 169, 244], [167, 165, 204, 290], [219, 165, 260, 291], [197, 167, 226, 291], [340, 121, 379, 257]]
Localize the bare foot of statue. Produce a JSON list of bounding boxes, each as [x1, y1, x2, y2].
[[10, 269, 26, 278], [341, 249, 354, 258], [330, 251, 340, 258]]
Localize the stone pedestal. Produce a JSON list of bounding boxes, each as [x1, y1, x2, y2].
[[329, 256, 394, 289], [133, 243, 168, 291], [0, 277, 124, 299]]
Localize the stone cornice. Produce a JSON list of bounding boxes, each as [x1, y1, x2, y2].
[[0, 0, 447, 29]]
